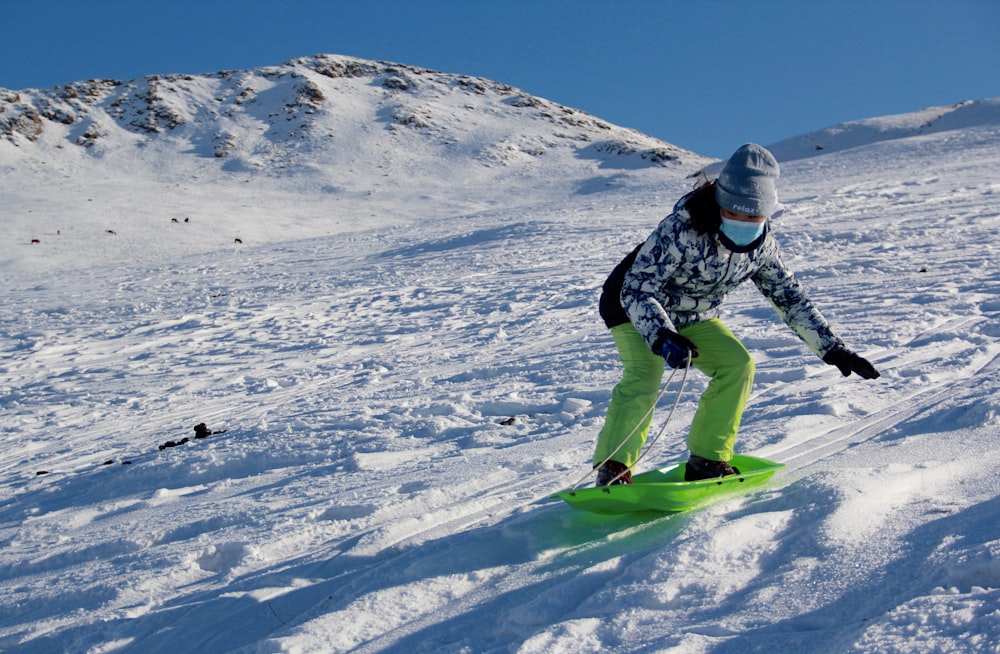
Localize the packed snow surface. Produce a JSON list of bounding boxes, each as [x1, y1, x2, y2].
[[1, 56, 998, 652]]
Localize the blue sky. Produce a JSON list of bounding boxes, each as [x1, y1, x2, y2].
[[2, 0, 997, 158]]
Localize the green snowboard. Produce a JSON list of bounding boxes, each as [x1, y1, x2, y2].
[[551, 454, 784, 514]]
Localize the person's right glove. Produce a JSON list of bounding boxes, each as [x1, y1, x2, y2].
[[654, 330, 698, 369], [823, 346, 880, 379]]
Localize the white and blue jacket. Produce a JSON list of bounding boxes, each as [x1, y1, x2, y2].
[[602, 190, 844, 359]]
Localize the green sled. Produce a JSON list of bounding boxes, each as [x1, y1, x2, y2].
[[551, 454, 784, 514]]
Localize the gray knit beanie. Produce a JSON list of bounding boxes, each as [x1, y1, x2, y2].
[[715, 143, 780, 217]]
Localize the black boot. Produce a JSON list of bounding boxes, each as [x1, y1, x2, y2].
[[684, 455, 740, 481], [596, 460, 632, 486]]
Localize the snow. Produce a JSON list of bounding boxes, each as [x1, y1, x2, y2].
[[1, 56, 999, 652]]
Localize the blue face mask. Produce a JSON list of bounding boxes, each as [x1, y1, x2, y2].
[[720, 216, 766, 246]]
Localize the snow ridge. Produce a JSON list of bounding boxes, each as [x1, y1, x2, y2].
[[768, 96, 1000, 161], [0, 53, 694, 171], [0, 54, 708, 277]]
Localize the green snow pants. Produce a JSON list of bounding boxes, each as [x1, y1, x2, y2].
[[592, 319, 755, 468]]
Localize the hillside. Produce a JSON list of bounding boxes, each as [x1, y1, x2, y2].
[[1, 56, 999, 653], [767, 97, 1000, 161], [0, 54, 705, 276]]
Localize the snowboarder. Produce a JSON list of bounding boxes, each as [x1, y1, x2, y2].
[[594, 143, 880, 485]]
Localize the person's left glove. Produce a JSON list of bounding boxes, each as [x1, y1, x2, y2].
[[823, 346, 880, 379]]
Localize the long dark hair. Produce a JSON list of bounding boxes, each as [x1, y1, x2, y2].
[[684, 180, 722, 235]]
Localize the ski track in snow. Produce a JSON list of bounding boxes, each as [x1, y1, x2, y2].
[[1, 115, 1000, 651]]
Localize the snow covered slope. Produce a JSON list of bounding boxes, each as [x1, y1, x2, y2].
[[1, 56, 999, 653], [0, 54, 703, 276], [767, 97, 1000, 161]]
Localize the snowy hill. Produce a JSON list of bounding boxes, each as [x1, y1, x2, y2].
[[0, 54, 704, 276], [767, 97, 1000, 161], [1, 56, 999, 653]]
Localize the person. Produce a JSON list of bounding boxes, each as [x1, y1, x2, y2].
[[593, 143, 879, 485]]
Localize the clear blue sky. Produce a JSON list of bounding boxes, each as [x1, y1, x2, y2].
[[2, 0, 997, 158]]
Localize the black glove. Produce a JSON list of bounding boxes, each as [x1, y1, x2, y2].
[[655, 330, 698, 369], [823, 347, 880, 379]]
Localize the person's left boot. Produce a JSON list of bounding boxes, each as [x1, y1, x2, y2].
[[684, 455, 740, 481]]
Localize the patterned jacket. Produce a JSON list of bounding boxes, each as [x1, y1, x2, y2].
[[611, 192, 844, 358]]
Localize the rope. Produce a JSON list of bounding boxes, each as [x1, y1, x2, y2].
[[629, 359, 691, 472], [570, 353, 693, 490]]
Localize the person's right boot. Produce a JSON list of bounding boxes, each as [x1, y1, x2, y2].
[[596, 460, 632, 486]]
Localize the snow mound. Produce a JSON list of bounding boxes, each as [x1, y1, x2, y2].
[[768, 97, 1000, 161], [0, 54, 708, 276]]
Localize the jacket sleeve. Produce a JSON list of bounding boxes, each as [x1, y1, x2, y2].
[[620, 216, 684, 352], [752, 240, 844, 357]]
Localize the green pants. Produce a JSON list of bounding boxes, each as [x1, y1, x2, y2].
[[593, 319, 755, 467]]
